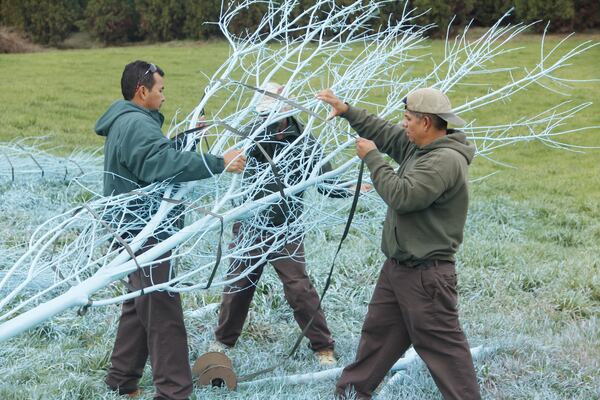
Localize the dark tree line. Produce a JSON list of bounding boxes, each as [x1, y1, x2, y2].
[[0, 0, 598, 46]]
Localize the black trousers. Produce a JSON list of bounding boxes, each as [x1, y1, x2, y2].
[[336, 259, 480, 400]]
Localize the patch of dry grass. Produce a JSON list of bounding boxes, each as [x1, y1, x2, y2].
[[0, 27, 41, 54]]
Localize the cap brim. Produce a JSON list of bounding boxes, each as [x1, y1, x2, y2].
[[256, 110, 288, 125], [438, 113, 466, 127], [255, 98, 276, 114]]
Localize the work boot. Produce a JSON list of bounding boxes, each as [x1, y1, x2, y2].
[[207, 340, 228, 353], [125, 388, 143, 398], [108, 386, 143, 398], [315, 348, 336, 366]]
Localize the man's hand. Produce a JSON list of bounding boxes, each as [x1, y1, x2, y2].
[[195, 116, 208, 129], [359, 183, 373, 193], [315, 89, 349, 120], [348, 183, 374, 194], [356, 138, 377, 160], [223, 149, 246, 173]]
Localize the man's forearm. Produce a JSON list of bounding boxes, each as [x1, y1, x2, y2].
[[343, 106, 408, 161]]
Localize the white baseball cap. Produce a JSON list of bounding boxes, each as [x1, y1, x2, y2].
[[255, 82, 291, 115]]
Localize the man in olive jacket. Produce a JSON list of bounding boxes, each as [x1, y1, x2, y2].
[[317, 87, 480, 400], [95, 60, 245, 400]]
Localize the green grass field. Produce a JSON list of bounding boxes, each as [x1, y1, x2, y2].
[[1, 35, 599, 199], [0, 34, 599, 399]]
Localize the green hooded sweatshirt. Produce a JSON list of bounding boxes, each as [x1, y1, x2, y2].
[[343, 106, 475, 263], [95, 100, 224, 196]]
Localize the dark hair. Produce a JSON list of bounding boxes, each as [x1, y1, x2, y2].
[[408, 110, 448, 131], [121, 60, 165, 101]]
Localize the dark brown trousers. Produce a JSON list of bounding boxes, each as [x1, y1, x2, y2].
[[215, 225, 334, 351], [106, 240, 192, 400], [336, 259, 480, 400]]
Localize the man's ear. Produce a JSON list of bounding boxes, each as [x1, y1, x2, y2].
[[422, 115, 431, 130], [137, 85, 147, 99]]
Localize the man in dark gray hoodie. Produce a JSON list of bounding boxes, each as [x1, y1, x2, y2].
[[95, 60, 245, 400], [212, 82, 371, 366], [317, 87, 480, 400]]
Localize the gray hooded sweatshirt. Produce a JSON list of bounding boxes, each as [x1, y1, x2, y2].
[[95, 100, 224, 196]]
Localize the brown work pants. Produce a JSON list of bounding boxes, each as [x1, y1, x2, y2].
[[336, 259, 480, 400], [215, 225, 334, 351], [106, 239, 192, 400]]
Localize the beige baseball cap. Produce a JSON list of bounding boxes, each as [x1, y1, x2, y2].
[[405, 88, 466, 126]]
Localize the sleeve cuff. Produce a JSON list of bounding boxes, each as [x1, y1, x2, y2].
[[341, 104, 362, 122], [363, 148, 384, 169], [206, 154, 225, 174], [216, 156, 225, 173]]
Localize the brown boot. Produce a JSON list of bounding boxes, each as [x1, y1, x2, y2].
[[125, 388, 143, 398], [315, 349, 336, 366]]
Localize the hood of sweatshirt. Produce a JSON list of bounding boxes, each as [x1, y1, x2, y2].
[[95, 100, 164, 137], [416, 129, 475, 165]]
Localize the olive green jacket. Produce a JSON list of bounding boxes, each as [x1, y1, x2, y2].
[[343, 105, 475, 262], [95, 100, 224, 196]]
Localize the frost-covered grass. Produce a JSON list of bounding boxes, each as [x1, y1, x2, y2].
[[0, 176, 598, 399]]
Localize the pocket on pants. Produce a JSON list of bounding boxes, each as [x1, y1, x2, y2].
[[420, 269, 458, 306], [439, 270, 457, 290], [437, 270, 458, 312], [420, 268, 439, 300]]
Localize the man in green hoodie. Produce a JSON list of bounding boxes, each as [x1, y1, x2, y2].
[[95, 60, 245, 400], [317, 87, 480, 400]]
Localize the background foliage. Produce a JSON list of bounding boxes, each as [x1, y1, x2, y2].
[[85, 0, 140, 44], [0, 0, 84, 45], [0, 0, 599, 46]]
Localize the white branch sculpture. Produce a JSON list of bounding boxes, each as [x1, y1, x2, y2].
[[0, 0, 597, 343]]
